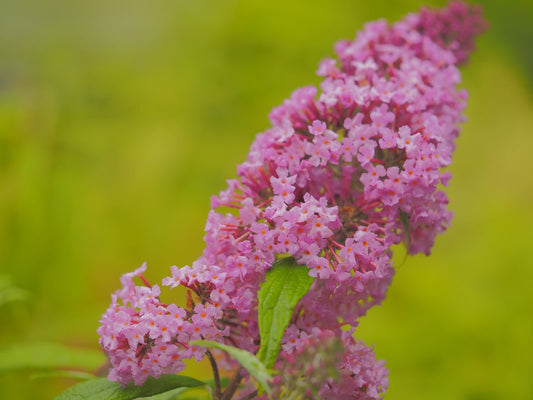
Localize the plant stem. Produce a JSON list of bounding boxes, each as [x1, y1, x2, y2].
[[238, 390, 258, 400], [221, 366, 242, 400], [205, 349, 222, 399]]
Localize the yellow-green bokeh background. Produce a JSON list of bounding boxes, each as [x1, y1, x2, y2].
[[1, 0, 532, 398]]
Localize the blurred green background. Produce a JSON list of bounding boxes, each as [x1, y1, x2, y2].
[[1, 0, 532, 398]]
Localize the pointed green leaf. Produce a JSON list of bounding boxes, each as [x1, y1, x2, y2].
[[131, 387, 193, 400], [204, 376, 230, 392], [31, 370, 96, 381], [140, 377, 229, 400], [53, 374, 205, 400], [191, 340, 271, 394], [256, 257, 314, 370], [0, 342, 106, 373]]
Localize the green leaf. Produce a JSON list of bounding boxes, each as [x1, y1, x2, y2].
[[31, 370, 96, 381], [191, 340, 271, 394], [132, 387, 194, 400], [53, 374, 205, 400], [204, 376, 230, 391], [0, 342, 106, 373], [256, 257, 314, 370]]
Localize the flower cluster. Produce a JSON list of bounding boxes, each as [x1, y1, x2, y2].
[[98, 2, 486, 396], [268, 329, 388, 400], [97, 263, 224, 385]]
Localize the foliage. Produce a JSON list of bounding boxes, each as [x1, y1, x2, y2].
[[256, 258, 314, 370], [53, 375, 204, 400]]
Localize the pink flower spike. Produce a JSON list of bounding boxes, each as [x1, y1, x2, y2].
[[98, 1, 486, 388]]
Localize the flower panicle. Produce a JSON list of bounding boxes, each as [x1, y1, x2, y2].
[[98, 2, 485, 394]]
